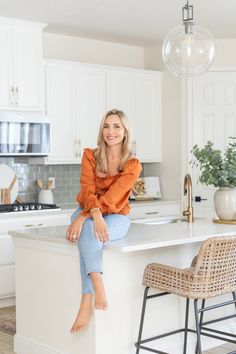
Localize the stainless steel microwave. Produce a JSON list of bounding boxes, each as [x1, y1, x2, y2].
[[0, 113, 51, 156]]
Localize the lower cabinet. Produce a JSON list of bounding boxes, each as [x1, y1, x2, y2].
[[130, 201, 180, 220], [0, 210, 72, 304]]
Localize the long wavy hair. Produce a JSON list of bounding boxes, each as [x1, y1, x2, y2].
[[94, 109, 133, 173]]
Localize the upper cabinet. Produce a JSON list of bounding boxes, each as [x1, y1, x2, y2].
[[106, 69, 162, 162], [0, 17, 46, 111], [45, 62, 106, 164], [44, 60, 162, 164]]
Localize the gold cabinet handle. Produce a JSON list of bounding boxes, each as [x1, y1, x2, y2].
[[74, 139, 79, 158], [74, 139, 81, 158], [10, 86, 15, 105], [15, 86, 19, 105], [78, 139, 81, 158], [133, 140, 136, 156]]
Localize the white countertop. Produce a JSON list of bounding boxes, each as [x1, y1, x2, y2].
[[9, 218, 236, 253]]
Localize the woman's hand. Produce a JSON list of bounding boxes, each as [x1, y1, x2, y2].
[[66, 215, 87, 243], [92, 210, 109, 243]]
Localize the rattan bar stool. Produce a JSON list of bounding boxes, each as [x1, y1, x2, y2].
[[135, 236, 236, 354]]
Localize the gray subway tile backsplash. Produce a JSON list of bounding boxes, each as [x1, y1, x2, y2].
[[0, 157, 81, 207]]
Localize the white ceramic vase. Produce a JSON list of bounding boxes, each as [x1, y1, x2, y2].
[[214, 187, 236, 220], [38, 189, 54, 204]]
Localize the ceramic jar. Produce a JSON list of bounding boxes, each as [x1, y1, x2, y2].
[[214, 187, 236, 220], [38, 189, 54, 204]]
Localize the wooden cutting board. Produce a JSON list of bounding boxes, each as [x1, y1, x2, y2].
[[0, 164, 19, 204]]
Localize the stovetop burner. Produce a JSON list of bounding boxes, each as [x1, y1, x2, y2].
[[0, 203, 60, 213]]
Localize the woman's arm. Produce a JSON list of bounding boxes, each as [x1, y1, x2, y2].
[[76, 149, 101, 215]]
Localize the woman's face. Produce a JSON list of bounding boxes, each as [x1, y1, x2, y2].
[[102, 114, 125, 147]]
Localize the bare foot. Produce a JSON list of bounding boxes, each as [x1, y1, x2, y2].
[[70, 294, 93, 334], [90, 272, 108, 310]]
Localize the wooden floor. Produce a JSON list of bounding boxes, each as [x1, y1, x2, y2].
[[0, 330, 235, 354], [0, 331, 14, 354]]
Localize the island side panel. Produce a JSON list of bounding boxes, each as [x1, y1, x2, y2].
[[13, 239, 95, 354], [95, 244, 200, 354]]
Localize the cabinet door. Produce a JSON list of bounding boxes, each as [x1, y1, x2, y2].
[[14, 29, 43, 111], [106, 70, 162, 162], [0, 26, 13, 109], [45, 64, 78, 163], [106, 71, 133, 117], [131, 73, 162, 162], [76, 68, 106, 152]]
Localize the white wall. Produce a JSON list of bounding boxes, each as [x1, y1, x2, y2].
[[214, 39, 236, 66], [143, 44, 182, 200], [43, 32, 144, 68]]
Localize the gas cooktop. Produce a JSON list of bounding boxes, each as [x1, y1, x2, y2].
[[0, 203, 60, 213]]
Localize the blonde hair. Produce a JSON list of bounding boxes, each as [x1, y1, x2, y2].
[[94, 109, 132, 173]]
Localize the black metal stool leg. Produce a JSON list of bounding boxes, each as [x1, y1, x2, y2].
[[136, 287, 149, 354], [194, 299, 202, 354], [195, 299, 205, 354], [183, 298, 190, 354], [232, 291, 236, 310]]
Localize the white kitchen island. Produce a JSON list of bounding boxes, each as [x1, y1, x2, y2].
[[10, 219, 236, 354]]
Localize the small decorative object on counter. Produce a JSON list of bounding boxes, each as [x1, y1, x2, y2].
[[132, 177, 161, 200], [191, 138, 236, 220], [132, 178, 146, 195], [37, 178, 54, 204]]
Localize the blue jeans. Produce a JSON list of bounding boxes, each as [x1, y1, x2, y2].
[[71, 206, 131, 294]]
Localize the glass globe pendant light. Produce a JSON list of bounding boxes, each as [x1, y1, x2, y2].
[[162, 1, 216, 76]]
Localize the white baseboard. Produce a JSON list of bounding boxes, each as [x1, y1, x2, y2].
[[0, 296, 15, 308], [14, 335, 71, 354], [14, 322, 236, 354]]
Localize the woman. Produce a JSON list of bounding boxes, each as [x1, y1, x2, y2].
[[66, 109, 142, 333]]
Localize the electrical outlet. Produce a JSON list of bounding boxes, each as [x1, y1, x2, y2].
[[48, 177, 55, 189]]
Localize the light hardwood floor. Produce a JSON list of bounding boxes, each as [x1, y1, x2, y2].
[[0, 330, 235, 354], [0, 332, 236, 354]]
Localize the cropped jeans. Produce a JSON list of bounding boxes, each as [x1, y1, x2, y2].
[[71, 206, 131, 294]]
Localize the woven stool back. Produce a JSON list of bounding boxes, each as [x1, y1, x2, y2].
[[192, 236, 236, 298], [143, 235, 236, 299]]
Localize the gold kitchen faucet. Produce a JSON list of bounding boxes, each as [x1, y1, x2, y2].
[[183, 174, 194, 223]]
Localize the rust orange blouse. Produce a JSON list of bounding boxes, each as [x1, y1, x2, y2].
[[76, 148, 142, 216]]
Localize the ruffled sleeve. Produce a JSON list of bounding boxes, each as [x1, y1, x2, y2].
[[98, 158, 142, 214], [76, 149, 100, 214]]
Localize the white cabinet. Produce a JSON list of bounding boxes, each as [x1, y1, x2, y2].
[[45, 60, 162, 164], [106, 69, 162, 162], [45, 62, 106, 164], [130, 201, 180, 220], [76, 68, 106, 152], [45, 64, 78, 163], [0, 209, 72, 304], [0, 17, 45, 111]]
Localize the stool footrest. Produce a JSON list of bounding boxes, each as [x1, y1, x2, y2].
[[135, 328, 196, 353]]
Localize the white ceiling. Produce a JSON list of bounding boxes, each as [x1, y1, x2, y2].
[[0, 0, 236, 46]]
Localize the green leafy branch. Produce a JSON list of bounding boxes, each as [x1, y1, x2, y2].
[[191, 138, 236, 188]]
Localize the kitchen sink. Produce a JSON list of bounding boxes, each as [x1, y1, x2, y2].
[[141, 218, 187, 225], [132, 216, 188, 225]]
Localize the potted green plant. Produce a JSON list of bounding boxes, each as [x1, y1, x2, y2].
[[191, 138, 236, 220]]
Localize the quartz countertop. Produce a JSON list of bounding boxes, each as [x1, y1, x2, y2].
[[9, 218, 236, 253]]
